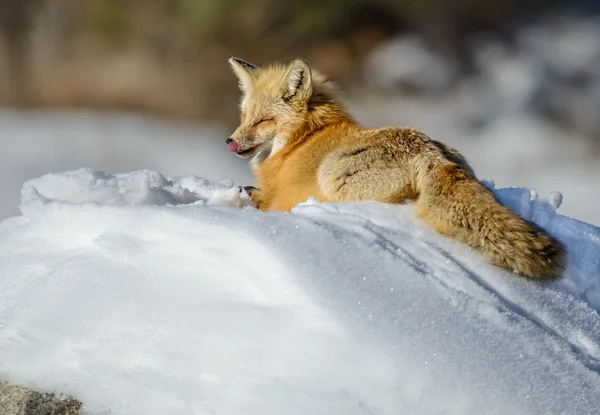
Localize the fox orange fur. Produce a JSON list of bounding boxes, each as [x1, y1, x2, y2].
[[226, 57, 566, 278]]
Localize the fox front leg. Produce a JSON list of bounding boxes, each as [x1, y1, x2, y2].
[[239, 186, 258, 196], [239, 186, 265, 209]]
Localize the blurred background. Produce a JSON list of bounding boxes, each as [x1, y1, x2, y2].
[[1, 0, 599, 224]]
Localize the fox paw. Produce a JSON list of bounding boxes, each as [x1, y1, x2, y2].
[[239, 186, 258, 196]]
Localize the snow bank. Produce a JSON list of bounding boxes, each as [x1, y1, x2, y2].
[[1, 169, 600, 415], [21, 168, 252, 209], [0, 110, 252, 220]]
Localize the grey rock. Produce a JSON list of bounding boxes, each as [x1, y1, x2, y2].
[[0, 383, 81, 415]]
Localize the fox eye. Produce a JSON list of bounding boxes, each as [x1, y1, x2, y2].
[[255, 118, 274, 126]]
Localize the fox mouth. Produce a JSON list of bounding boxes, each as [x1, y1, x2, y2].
[[228, 140, 262, 158], [235, 147, 258, 157]]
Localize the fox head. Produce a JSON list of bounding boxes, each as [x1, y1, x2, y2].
[[227, 57, 342, 158]]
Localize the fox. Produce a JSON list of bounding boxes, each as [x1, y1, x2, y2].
[[226, 57, 567, 279]]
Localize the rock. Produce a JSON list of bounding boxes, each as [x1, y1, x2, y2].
[[0, 383, 82, 415]]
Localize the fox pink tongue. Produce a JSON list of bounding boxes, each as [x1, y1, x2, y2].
[[228, 141, 241, 153]]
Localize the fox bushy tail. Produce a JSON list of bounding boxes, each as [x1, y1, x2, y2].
[[414, 163, 567, 278]]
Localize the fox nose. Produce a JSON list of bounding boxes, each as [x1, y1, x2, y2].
[[227, 138, 241, 153]]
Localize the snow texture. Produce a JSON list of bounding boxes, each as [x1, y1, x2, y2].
[[0, 110, 252, 221], [1, 169, 599, 415]]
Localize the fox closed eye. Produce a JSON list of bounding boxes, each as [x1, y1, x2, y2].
[[255, 119, 274, 126]]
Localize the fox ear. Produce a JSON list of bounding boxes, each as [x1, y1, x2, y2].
[[282, 59, 313, 103], [229, 57, 259, 92]]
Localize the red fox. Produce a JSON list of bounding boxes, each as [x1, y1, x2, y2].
[[226, 57, 566, 278]]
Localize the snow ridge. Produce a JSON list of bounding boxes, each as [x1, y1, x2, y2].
[[1, 168, 599, 415]]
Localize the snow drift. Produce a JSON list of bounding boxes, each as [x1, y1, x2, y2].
[[1, 168, 599, 415]]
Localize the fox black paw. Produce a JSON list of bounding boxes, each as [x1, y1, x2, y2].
[[239, 186, 258, 196]]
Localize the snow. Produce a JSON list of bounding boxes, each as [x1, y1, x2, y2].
[[0, 110, 252, 221], [1, 168, 600, 415]]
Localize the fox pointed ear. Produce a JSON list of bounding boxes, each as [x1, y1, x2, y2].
[[282, 59, 313, 103], [229, 57, 259, 92]]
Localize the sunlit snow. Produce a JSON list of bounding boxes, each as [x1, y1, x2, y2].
[[1, 169, 599, 414]]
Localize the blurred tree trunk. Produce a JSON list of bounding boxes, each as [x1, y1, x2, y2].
[[0, 0, 38, 105]]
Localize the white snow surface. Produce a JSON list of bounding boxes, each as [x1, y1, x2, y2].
[[0, 110, 252, 221], [1, 169, 600, 415]]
